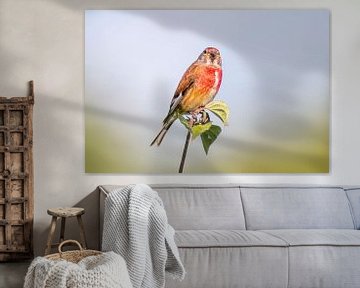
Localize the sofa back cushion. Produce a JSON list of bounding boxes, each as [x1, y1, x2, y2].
[[153, 185, 246, 230], [240, 187, 355, 230]]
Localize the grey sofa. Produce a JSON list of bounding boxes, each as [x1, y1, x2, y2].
[[99, 185, 360, 288]]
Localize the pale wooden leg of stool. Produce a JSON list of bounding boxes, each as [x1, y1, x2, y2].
[[77, 215, 87, 249], [45, 216, 57, 255], [60, 217, 66, 243]]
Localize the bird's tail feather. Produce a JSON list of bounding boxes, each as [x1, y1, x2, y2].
[[150, 115, 177, 146]]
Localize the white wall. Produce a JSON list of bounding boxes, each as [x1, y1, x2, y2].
[[0, 0, 359, 256]]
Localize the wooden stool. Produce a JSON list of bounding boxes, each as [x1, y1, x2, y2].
[[45, 207, 87, 255]]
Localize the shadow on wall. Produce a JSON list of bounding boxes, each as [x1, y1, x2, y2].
[[35, 97, 327, 254], [39, 188, 99, 256]]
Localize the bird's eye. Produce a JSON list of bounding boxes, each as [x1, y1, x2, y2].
[[203, 50, 207, 54]]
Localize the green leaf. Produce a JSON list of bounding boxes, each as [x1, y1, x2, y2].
[[191, 122, 212, 139], [205, 100, 230, 125], [200, 125, 222, 155], [178, 115, 190, 130]]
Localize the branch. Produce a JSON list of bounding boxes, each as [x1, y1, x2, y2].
[[178, 130, 191, 173]]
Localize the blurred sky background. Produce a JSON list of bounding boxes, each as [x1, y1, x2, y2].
[[85, 10, 329, 173]]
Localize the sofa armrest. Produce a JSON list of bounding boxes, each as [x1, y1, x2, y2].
[[99, 186, 109, 250]]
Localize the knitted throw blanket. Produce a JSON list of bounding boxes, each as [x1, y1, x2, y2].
[[24, 251, 133, 288], [102, 184, 185, 288]]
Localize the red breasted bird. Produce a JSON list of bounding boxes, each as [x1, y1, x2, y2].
[[150, 47, 223, 146]]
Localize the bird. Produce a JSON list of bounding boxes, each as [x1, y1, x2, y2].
[[150, 47, 223, 146]]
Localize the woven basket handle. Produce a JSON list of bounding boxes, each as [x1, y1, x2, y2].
[[58, 240, 83, 255]]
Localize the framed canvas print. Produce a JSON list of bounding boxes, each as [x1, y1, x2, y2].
[[85, 10, 330, 173]]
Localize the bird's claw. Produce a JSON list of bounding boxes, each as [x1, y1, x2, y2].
[[201, 111, 209, 124]]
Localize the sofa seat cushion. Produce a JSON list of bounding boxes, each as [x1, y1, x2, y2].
[[262, 229, 360, 246], [166, 246, 289, 288], [175, 230, 288, 248]]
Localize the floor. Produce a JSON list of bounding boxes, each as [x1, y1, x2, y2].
[[0, 261, 30, 288]]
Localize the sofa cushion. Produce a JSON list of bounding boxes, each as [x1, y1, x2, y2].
[[100, 185, 246, 230], [175, 230, 287, 247], [259, 230, 360, 288], [262, 229, 360, 246], [153, 185, 246, 230], [287, 246, 360, 288], [165, 246, 288, 288], [241, 187, 355, 230]]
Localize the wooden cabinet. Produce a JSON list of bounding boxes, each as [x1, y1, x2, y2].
[[0, 81, 34, 261]]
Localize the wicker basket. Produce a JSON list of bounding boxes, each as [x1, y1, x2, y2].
[[45, 240, 102, 263]]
